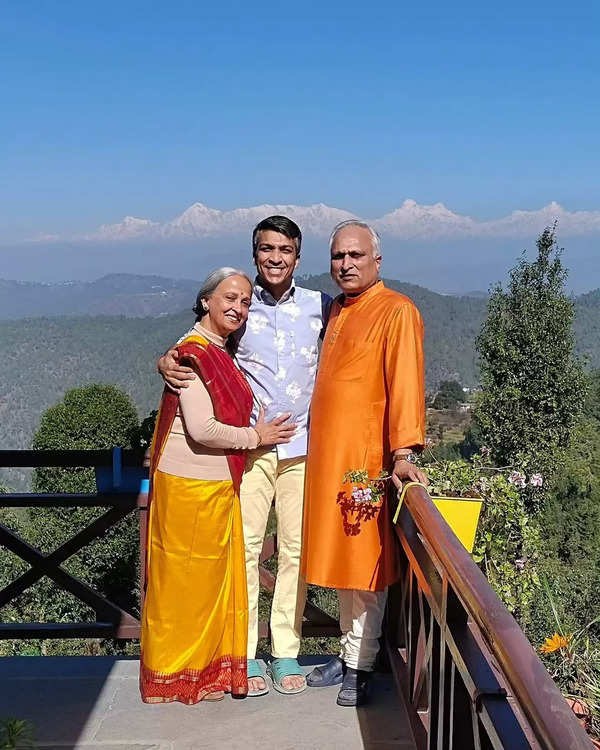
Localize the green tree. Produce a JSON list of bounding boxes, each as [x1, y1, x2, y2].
[[432, 379, 464, 410], [5, 385, 141, 654], [32, 384, 139, 492], [584, 370, 600, 423], [526, 417, 600, 650], [474, 227, 587, 506]]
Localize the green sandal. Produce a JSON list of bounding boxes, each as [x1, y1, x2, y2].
[[266, 658, 307, 695], [247, 659, 269, 697]]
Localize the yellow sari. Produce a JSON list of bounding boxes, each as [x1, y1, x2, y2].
[[140, 334, 252, 703]]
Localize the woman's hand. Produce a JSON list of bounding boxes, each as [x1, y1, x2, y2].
[[254, 407, 297, 446], [157, 348, 196, 391]]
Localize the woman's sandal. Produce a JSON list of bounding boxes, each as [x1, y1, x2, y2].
[[204, 691, 225, 701], [266, 658, 307, 695], [247, 658, 269, 697]]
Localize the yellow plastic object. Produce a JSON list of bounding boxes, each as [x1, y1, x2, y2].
[[393, 481, 483, 553]]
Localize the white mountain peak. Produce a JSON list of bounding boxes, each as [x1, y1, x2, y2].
[[66, 199, 600, 244]]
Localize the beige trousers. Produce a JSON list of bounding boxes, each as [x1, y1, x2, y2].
[[240, 448, 307, 659], [338, 588, 388, 671]]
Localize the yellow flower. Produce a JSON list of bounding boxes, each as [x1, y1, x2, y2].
[[540, 632, 571, 653]]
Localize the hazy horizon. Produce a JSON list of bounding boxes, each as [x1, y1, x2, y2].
[[2, 232, 597, 297]]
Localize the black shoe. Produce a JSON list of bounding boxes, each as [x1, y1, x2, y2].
[[306, 657, 345, 687], [336, 667, 371, 706]]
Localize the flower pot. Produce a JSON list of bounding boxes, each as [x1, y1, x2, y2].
[[393, 481, 483, 553]]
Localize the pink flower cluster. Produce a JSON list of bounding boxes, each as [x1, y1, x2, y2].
[[508, 471, 543, 488], [351, 486, 373, 503]]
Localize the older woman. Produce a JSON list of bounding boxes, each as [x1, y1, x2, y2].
[[140, 268, 296, 704]]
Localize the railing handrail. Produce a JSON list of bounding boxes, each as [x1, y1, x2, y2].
[[0, 448, 338, 643], [400, 484, 590, 749], [0, 448, 142, 468]]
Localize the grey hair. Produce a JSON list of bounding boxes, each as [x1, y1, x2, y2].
[[329, 220, 381, 258], [193, 267, 252, 319]]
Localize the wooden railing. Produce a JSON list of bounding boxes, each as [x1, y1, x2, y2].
[[386, 483, 591, 750], [0, 449, 338, 641], [1, 450, 591, 748]]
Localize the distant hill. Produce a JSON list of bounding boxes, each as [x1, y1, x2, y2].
[[0, 273, 598, 490], [0, 274, 200, 319]]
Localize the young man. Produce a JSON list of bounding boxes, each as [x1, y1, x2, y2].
[[301, 220, 428, 707], [158, 216, 331, 695]]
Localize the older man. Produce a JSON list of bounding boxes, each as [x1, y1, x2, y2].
[[159, 216, 331, 696], [301, 220, 427, 707]]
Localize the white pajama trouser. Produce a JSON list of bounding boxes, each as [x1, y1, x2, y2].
[[337, 587, 388, 671]]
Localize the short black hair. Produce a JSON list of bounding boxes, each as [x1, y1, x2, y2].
[[252, 215, 302, 259]]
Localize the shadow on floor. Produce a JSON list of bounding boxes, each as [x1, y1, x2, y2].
[[0, 655, 416, 749]]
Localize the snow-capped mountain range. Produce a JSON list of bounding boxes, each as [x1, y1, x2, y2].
[[65, 199, 600, 243]]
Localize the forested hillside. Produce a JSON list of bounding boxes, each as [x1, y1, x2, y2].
[[0, 273, 598, 490], [0, 274, 199, 319]]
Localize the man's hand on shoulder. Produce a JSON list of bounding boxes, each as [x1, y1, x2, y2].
[[157, 348, 196, 392], [391, 459, 428, 489]]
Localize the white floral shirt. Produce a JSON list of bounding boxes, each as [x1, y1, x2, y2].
[[232, 278, 331, 459]]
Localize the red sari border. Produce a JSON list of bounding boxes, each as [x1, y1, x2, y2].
[[140, 654, 248, 704]]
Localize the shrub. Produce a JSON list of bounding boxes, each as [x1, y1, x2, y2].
[[2, 384, 141, 655]]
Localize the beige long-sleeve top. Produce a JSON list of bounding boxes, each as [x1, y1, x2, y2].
[[157, 324, 259, 481]]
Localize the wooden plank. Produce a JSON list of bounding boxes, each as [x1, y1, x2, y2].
[[0, 507, 132, 607], [0, 449, 142, 468], [303, 600, 339, 628], [0, 622, 115, 639], [0, 493, 140, 509], [258, 565, 276, 591], [0, 522, 139, 628], [385, 635, 427, 750], [259, 534, 276, 563], [302, 624, 342, 637]]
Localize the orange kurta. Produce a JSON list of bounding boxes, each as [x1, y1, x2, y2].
[[301, 281, 425, 591]]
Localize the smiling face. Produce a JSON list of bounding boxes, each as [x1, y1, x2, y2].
[[254, 229, 299, 298], [330, 225, 381, 295], [203, 275, 252, 337]]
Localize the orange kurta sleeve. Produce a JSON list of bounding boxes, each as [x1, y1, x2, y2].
[[384, 302, 426, 452]]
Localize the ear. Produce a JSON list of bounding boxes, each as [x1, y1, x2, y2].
[[294, 253, 300, 271], [375, 254, 382, 272]]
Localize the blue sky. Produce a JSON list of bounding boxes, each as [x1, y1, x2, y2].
[[1, 1, 599, 292]]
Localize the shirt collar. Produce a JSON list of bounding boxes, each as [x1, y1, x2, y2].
[[253, 276, 296, 305]]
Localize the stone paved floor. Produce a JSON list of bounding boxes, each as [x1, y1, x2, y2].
[[0, 656, 416, 749]]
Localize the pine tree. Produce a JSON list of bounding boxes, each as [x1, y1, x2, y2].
[[475, 226, 587, 506]]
